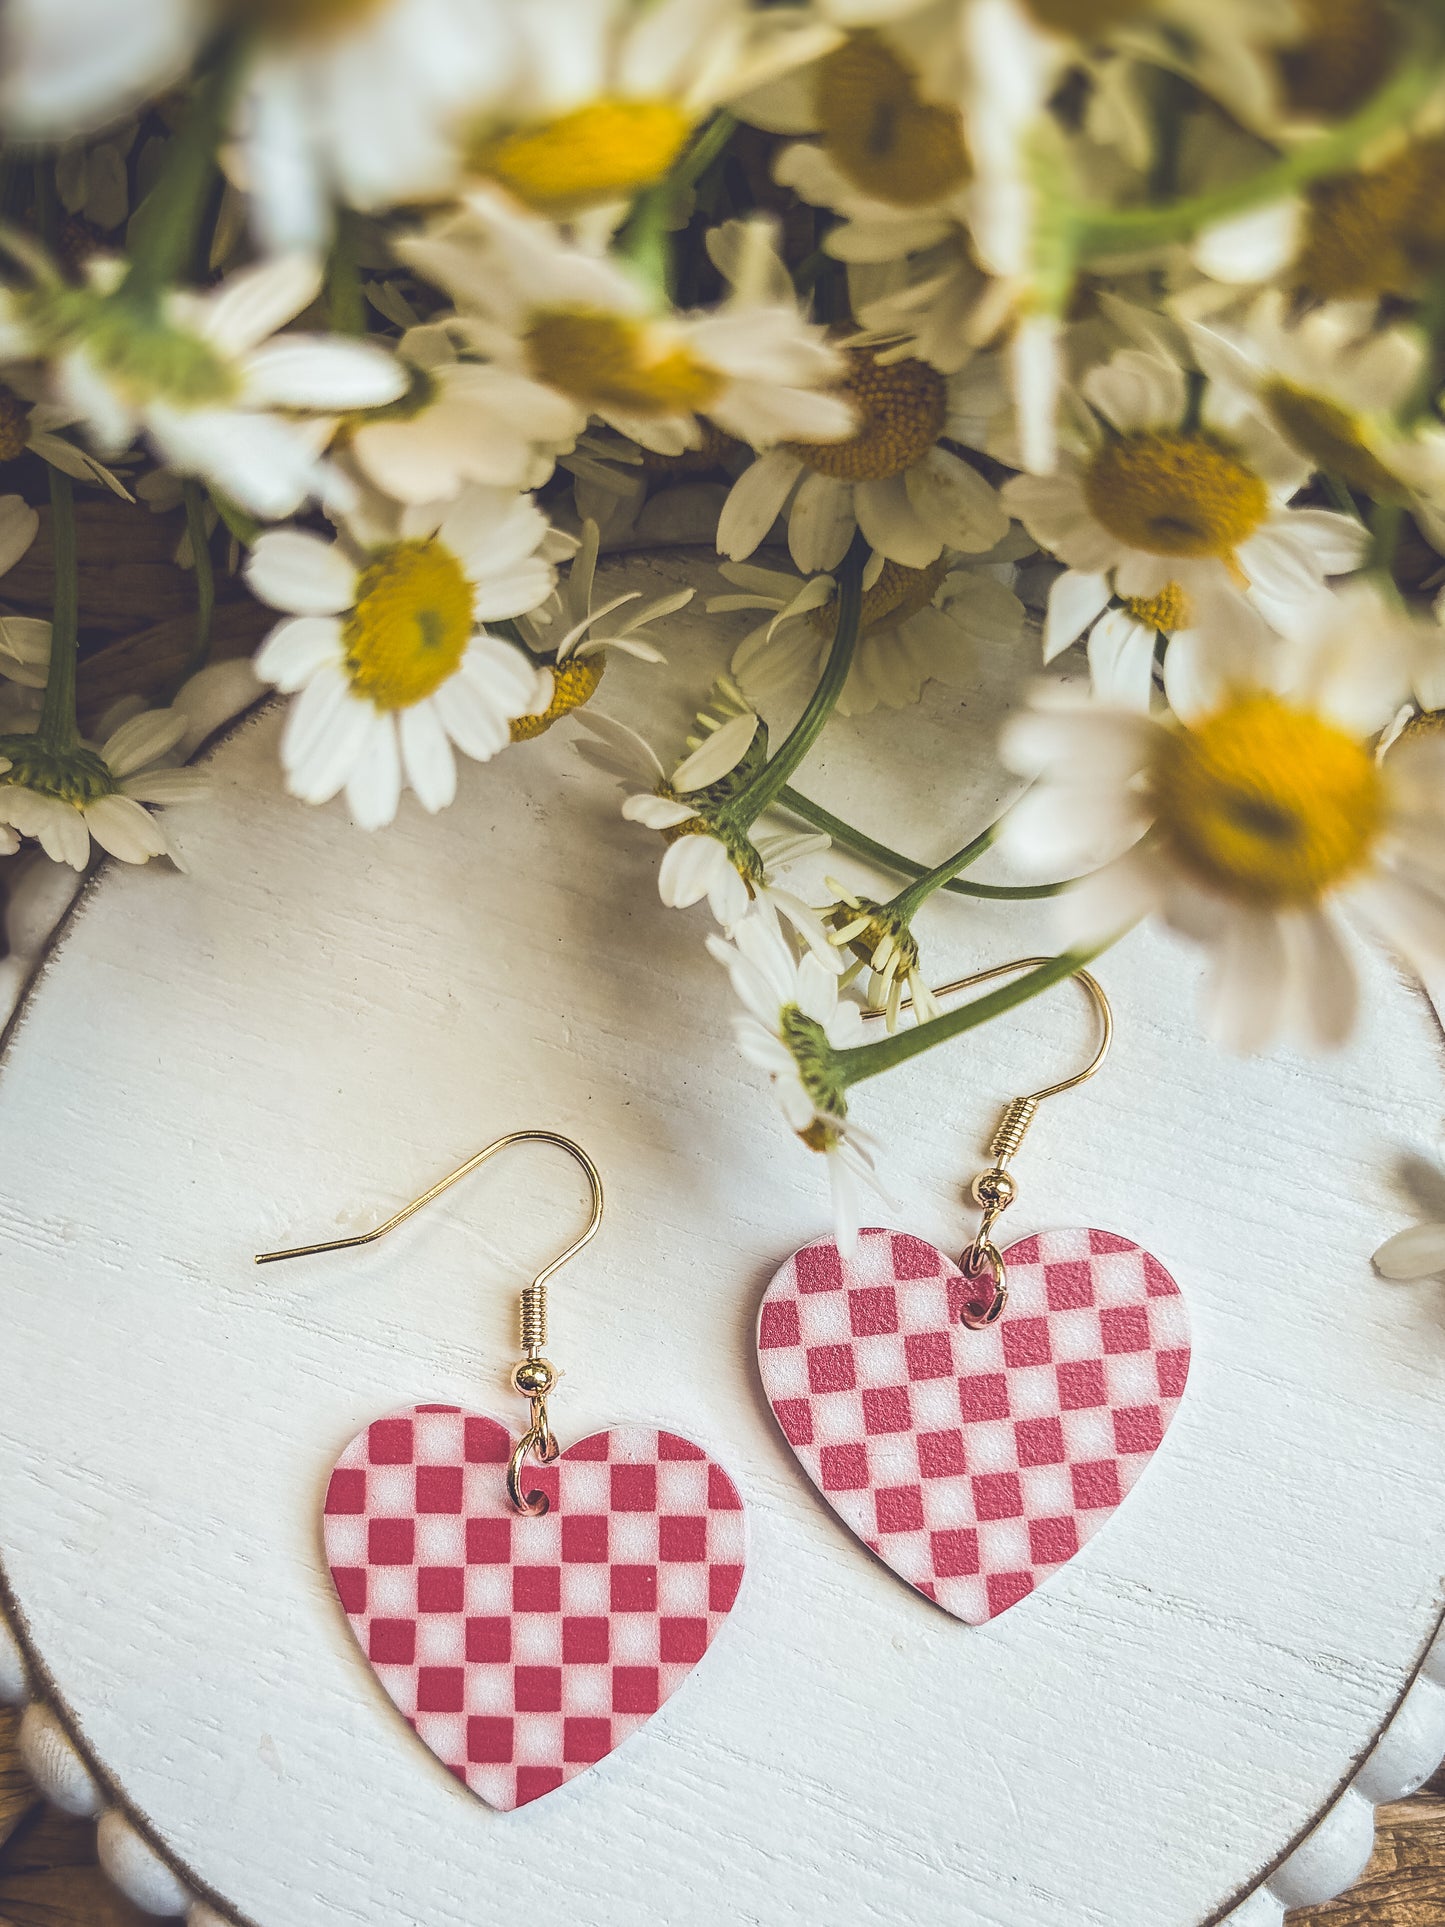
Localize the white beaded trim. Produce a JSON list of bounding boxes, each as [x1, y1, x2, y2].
[[3, 1591, 1443, 1925], [0, 1604, 237, 1924]]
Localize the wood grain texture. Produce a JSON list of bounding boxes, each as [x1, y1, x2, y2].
[[2, 558, 1445, 1927]]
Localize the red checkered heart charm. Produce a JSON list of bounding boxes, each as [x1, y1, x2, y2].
[[322, 1406, 746, 1808], [757, 1227, 1190, 1623]]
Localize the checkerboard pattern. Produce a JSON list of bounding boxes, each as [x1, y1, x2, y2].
[[322, 1408, 746, 1809], [757, 1227, 1189, 1624]]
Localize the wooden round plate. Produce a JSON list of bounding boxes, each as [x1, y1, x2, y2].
[[1, 562, 1444, 1927]]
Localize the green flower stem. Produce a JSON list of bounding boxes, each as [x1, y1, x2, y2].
[[1401, 265, 1445, 427], [888, 820, 1003, 920], [182, 482, 216, 681], [38, 467, 79, 753], [1369, 499, 1405, 589], [210, 490, 261, 549], [1320, 474, 1364, 522], [777, 785, 1070, 901], [835, 945, 1113, 1090], [326, 209, 366, 336], [122, 34, 249, 308], [619, 108, 738, 301], [1069, 46, 1443, 262], [730, 540, 863, 828]]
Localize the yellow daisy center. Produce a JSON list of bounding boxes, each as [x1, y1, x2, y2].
[[1120, 582, 1191, 633], [221, 0, 388, 42], [1024, 0, 1144, 29], [1279, 0, 1395, 119], [1298, 138, 1445, 301], [467, 99, 693, 217], [509, 656, 606, 741], [1261, 378, 1401, 498], [810, 555, 952, 635], [1084, 431, 1269, 559], [1150, 692, 1385, 904], [526, 309, 723, 419], [789, 348, 946, 481], [814, 33, 970, 209], [0, 386, 27, 463], [342, 539, 474, 711]]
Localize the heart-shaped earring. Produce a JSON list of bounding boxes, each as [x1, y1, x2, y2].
[[258, 1130, 746, 1810], [757, 962, 1190, 1624]]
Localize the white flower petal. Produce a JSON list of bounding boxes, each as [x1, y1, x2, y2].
[[84, 792, 168, 864], [1374, 1222, 1445, 1281], [789, 470, 858, 573], [1044, 570, 1111, 662], [242, 336, 408, 410], [903, 446, 1008, 555], [0, 496, 39, 576], [254, 613, 345, 693], [101, 707, 185, 778], [718, 448, 801, 560], [672, 710, 757, 793], [199, 254, 322, 357], [345, 710, 404, 830], [281, 666, 372, 803], [246, 528, 358, 615], [399, 700, 458, 814]]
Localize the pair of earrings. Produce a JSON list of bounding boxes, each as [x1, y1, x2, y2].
[[258, 965, 1191, 1811]]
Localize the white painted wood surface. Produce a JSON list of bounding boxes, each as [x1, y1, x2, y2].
[[2, 557, 1445, 1927]]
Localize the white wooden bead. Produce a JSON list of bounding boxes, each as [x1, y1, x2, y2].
[[1266, 1789, 1377, 1912], [17, 1701, 102, 1817], [97, 1810, 192, 1917], [190, 1896, 236, 1927], [186, 1903, 233, 1927], [1354, 1675, 1445, 1803], [0, 1609, 28, 1705]]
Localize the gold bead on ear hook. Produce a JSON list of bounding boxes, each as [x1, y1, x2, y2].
[[256, 1129, 605, 1516], [866, 958, 1113, 1329]]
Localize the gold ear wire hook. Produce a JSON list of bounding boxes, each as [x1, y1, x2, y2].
[[866, 958, 1113, 1328], [256, 1130, 604, 1516]]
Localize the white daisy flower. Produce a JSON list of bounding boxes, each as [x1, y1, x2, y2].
[[718, 344, 1008, 572], [821, 880, 945, 1033], [346, 320, 579, 507], [0, 252, 407, 519], [1004, 346, 1370, 666], [401, 196, 853, 461], [1209, 133, 1445, 310], [572, 700, 834, 948], [0, 701, 204, 869], [510, 519, 692, 742], [248, 484, 556, 829], [1000, 580, 1445, 1053], [0, 0, 517, 255], [748, 24, 972, 247], [458, 0, 837, 228], [0, 370, 131, 497], [706, 909, 884, 1249], [1187, 296, 1445, 553], [715, 540, 1024, 716]]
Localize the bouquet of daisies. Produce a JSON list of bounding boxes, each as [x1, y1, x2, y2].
[[1, 0, 1444, 1232]]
